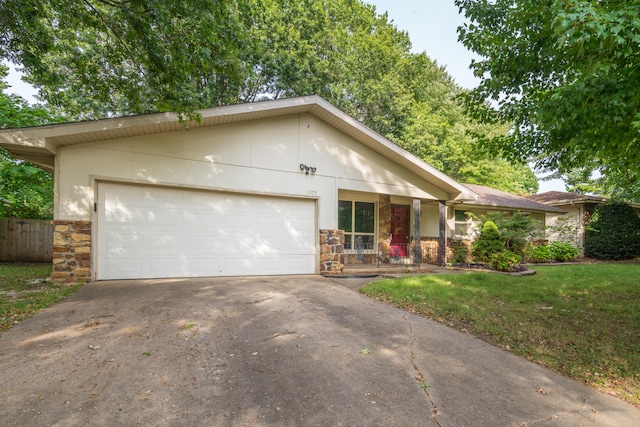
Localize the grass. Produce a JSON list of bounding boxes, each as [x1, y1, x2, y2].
[[0, 262, 80, 331], [360, 263, 640, 407]]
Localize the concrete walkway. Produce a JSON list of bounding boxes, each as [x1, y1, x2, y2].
[[0, 275, 637, 426]]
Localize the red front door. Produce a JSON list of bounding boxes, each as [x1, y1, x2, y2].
[[390, 205, 410, 257]]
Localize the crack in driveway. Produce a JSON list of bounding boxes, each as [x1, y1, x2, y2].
[[404, 313, 442, 427]]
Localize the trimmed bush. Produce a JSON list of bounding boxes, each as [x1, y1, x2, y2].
[[475, 211, 544, 256], [451, 240, 469, 264], [490, 251, 522, 272], [548, 241, 579, 262], [472, 220, 503, 263], [584, 201, 640, 260], [525, 244, 553, 263]]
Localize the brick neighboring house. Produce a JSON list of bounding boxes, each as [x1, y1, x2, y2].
[[528, 191, 640, 249]]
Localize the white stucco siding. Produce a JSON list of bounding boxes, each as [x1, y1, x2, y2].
[[56, 114, 444, 229], [420, 204, 441, 237], [300, 115, 448, 200]]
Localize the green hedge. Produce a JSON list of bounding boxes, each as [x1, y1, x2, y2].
[[584, 201, 640, 260]]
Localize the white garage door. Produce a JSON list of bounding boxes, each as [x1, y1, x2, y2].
[[96, 183, 316, 280]]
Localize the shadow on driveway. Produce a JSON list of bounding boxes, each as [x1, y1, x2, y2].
[[0, 275, 638, 426]]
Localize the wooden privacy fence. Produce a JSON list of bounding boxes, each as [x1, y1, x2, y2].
[[0, 218, 53, 262]]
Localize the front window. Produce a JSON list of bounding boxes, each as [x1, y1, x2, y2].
[[339, 200, 376, 251], [454, 209, 468, 238]]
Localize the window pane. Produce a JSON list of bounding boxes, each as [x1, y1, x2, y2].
[[338, 200, 352, 232], [455, 210, 467, 222], [344, 234, 352, 250], [355, 202, 375, 233], [354, 234, 375, 249]]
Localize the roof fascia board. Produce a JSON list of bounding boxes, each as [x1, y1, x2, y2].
[[0, 95, 477, 200], [459, 200, 566, 214]]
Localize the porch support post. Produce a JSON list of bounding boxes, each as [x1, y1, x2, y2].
[[438, 200, 447, 266], [379, 194, 392, 263], [412, 199, 421, 264]]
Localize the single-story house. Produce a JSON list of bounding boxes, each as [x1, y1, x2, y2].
[[0, 95, 482, 282], [528, 191, 640, 248]]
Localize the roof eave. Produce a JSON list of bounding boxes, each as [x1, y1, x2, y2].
[[458, 200, 567, 214], [0, 95, 476, 200]]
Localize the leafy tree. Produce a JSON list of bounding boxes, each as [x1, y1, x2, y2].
[[0, 64, 64, 219], [456, 0, 640, 198], [0, 0, 538, 194], [393, 54, 538, 194], [584, 201, 640, 260]]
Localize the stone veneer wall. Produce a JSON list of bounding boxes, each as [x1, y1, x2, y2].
[[319, 229, 344, 273], [52, 220, 92, 283], [420, 237, 456, 265]]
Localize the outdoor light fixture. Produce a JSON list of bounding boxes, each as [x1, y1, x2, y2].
[[300, 164, 316, 175]]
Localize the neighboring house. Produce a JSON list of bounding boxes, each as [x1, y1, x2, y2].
[[449, 184, 567, 241], [528, 191, 640, 248], [0, 95, 478, 282]]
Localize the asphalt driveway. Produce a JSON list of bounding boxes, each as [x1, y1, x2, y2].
[[0, 275, 638, 426]]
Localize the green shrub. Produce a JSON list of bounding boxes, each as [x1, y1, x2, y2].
[[475, 211, 544, 256], [489, 251, 522, 272], [472, 220, 504, 263], [584, 201, 640, 260], [525, 244, 553, 263], [548, 241, 579, 262], [451, 240, 469, 264]]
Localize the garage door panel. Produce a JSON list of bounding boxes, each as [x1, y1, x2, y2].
[[185, 257, 221, 276], [98, 183, 316, 279], [146, 256, 190, 278], [183, 211, 220, 227], [104, 205, 148, 223], [185, 235, 223, 252], [104, 232, 142, 253], [141, 233, 183, 253], [145, 210, 184, 227], [107, 257, 144, 277]]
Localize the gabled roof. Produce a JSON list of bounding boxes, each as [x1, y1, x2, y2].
[[528, 191, 609, 206], [529, 191, 640, 210], [0, 95, 476, 202], [460, 184, 566, 214]]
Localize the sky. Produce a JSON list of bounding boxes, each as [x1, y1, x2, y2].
[[5, 0, 564, 193], [367, 0, 479, 89], [366, 1, 565, 193]]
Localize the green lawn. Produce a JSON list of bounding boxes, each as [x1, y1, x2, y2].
[[361, 264, 640, 407], [0, 263, 79, 331]]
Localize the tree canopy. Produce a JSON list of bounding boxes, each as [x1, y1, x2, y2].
[[1, 0, 538, 194], [0, 65, 64, 219], [456, 0, 640, 199]]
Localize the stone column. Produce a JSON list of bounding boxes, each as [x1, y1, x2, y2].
[[52, 220, 92, 283], [319, 229, 344, 273]]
